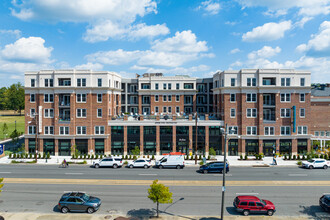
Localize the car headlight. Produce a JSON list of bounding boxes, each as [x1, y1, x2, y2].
[[93, 203, 98, 207]]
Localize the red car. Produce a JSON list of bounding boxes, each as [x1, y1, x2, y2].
[[233, 195, 276, 216]]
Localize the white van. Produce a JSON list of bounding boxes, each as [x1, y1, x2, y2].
[[155, 154, 185, 169]]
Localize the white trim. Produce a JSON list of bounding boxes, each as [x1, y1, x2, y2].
[[280, 108, 291, 118], [264, 126, 275, 136], [44, 108, 54, 118], [297, 126, 308, 135], [44, 126, 54, 135], [299, 108, 305, 118], [59, 126, 69, 135], [97, 108, 102, 118], [280, 126, 291, 136], [299, 93, 305, 103], [76, 126, 87, 135], [76, 93, 87, 103], [246, 93, 257, 102], [230, 108, 236, 118], [246, 126, 257, 135], [246, 108, 257, 118], [44, 94, 54, 103], [76, 108, 87, 118], [155, 95, 159, 102], [280, 93, 291, 103]]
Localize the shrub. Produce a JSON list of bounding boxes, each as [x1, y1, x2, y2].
[[297, 160, 302, 166], [302, 155, 306, 160], [124, 160, 128, 165], [29, 153, 32, 159], [143, 155, 146, 158], [80, 155, 83, 159], [240, 155, 243, 160], [38, 153, 41, 159], [133, 155, 137, 160], [42, 153, 46, 159], [190, 155, 194, 160], [307, 154, 311, 160], [293, 155, 296, 160], [296, 155, 300, 160], [82, 160, 87, 164], [199, 155, 202, 160], [207, 155, 211, 160], [255, 154, 259, 160], [209, 147, 216, 156], [324, 154, 328, 160], [8, 153, 12, 159], [151, 154, 155, 160], [244, 155, 248, 160], [320, 154, 324, 159], [147, 155, 150, 158], [100, 154, 103, 159], [47, 152, 50, 159], [91, 154, 94, 159], [125, 155, 128, 160], [87, 155, 90, 159], [95, 154, 99, 159], [84, 154, 87, 159], [284, 155, 287, 160], [25, 153, 28, 158], [288, 154, 292, 160], [199, 161, 204, 166]]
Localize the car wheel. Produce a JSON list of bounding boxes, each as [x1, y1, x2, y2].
[[159, 165, 163, 169], [94, 164, 99, 169], [309, 165, 313, 169], [176, 165, 181, 169], [61, 206, 69, 214], [243, 210, 249, 216], [267, 209, 274, 216], [87, 207, 94, 214], [144, 165, 148, 169], [203, 170, 208, 174], [324, 165, 328, 169], [113, 164, 118, 169], [129, 165, 134, 169]]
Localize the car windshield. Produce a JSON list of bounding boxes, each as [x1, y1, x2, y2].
[[82, 194, 90, 202], [307, 159, 314, 163], [260, 199, 267, 205]]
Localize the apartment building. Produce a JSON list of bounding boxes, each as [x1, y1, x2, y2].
[[24, 69, 313, 157]]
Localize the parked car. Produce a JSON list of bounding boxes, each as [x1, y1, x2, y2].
[[320, 194, 330, 212], [199, 161, 229, 174], [58, 192, 101, 213], [93, 157, 123, 168], [155, 153, 185, 169], [127, 158, 151, 169], [302, 159, 329, 169], [233, 195, 276, 216]]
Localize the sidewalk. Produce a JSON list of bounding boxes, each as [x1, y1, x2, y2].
[[0, 213, 312, 220], [0, 155, 299, 167]]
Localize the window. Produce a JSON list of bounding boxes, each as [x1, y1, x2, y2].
[[280, 108, 291, 118], [281, 78, 291, 86], [58, 78, 71, 86], [215, 81, 219, 88], [300, 93, 305, 102], [228, 126, 238, 135], [176, 83, 180, 90], [44, 109, 54, 118], [231, 78, 235, 86], [76, 109, 87, 118], [30, 108, 35, 117], [163, 106, 167, 112], [240, 202, 248, 206], [300, 78, 305, 86], [230, 108, 236, 118], [230, 94, 236, 102], [247, 77, 257, 86], [44, 126, 54, 135], [44, 94, 54, 103], [168, 106, 172, 113], [247, 126, 257, 135], [280, 93, 291, 102], [163, 83, 167, 90], [168, 95, 172, 102], [281, 126, 291, 135], [98, 78, 102, 87], [176, 106, 180, 113], [28, 125, 36, 134], [176, 95, 180, 102], [321, 131, 325, 136], [97, 94, 102, 103], [163, 95, 167, 102], [77, 78, 86, 87], [246, 93, 257, 102], [184, 96, 192, 104], [264, 127, 275, 135], [59, 126, 69, 135], [76, 94, 86, 102], [315, 131, 319, 136], [298, 126, 308, 135], [95, 126, 105, 135], [155, 95, 159, 102], [168, 83, 171, 90], [31, 79, 35, 87], [45, 79, 53, 87], [263, 78, 276, 85], [30, 94, 35, 103], [184, 83, 193, 89], [76, 126, 87, 135], [300, 108, 305, 118], [155, 83, 159, 90], [247, 108, 257, 118], [141, 83, 150, 89], [97, 108, 102, 118], [155, 106, 159, 113], [248, 202, 255, 207], [221, 79, 224, 87]]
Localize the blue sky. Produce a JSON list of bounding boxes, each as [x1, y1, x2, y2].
[[0, 0, 329, 86]]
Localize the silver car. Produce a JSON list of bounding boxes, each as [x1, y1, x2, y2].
[[93, 157, 123, 168], [127, 158, 151, 169], [302, 159, 329, 169]]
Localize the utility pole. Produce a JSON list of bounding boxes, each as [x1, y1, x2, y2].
[[34, 112, 38, 163], [221, 124, 228, 220], [194, 112, 198, 164]]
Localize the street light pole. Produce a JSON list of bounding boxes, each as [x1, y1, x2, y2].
[[194, 112, 198, 164], [34, 112, 38, 163], [221, 123, 228, 220]]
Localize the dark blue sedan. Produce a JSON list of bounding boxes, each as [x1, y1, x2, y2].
[[199, 161, 229, 174], [58, 192, 101, 213]]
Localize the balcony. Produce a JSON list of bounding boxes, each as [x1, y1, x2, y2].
[[263, 94, 276, 107], [59, 109, 70, 122], [59, 95, 71, 107]]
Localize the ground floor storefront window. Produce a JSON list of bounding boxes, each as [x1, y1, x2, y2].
[[263, 140, 276, 156], [127, 141, 139, 155], [144, 142, 156, 155], [95, 139, 104, 155], [246, 140, 259, 156], [298, 139, 308, 155], [111, 141, 123, 155], [160, 142, 172, 154], [228, 139, 238, 156], [280, 140, 292, 155], [76, 139, 88, 155], [28, 139, 35, 154], [176, 139, 189, 155], [43, 139, 55, 155], [59, 140, 71, 156]]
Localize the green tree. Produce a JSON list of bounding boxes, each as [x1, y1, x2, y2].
[[131, 146, 140, 156], [148, 179, 173, 217], [10, 129, 22, 145], [2, 123, 8, 139], [0, 87, 7, 110], [209, 147, 216, 156], [5, 83, 25, 114]]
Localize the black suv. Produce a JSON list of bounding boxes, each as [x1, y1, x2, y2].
[[58, 192, 101, 213], [320, 194, 330, 212]]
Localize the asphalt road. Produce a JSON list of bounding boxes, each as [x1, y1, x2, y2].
[[0, 164, 329, 217]]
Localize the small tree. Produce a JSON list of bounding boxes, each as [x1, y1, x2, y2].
[[209, 147, 216, 156], [148, 179, 173, 218], [131, 146, 140, 156], [2, 123, 8, 139]]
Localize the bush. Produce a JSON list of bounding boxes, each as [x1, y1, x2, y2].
[[324, 154, 328, 160], [320, 154, 324, 159], [190, 155, 194, 160], [302, 155, 306, 160], [95, 154, 99, 159], [147, 155, 150, 158], [42, 153, 46, 159], [151, 154, 155, 160], [100, 154, 103, 159], [143, 155, 145, 158], [297, 160, 302, 166], [307, 154, 311, 160], [288, 154, 292, 160], [80, 155, 83, 159], [199, 161, 204, 166], [87, 155, 90, 159], [207, 155, 211, 160], [84, 154, 87, 159], [284, 155, 287, 160], [293, 155, 296, 160], [47, 152, 50, 159], [38, 153, 41, 159], [25, 153, 28, 158], [8, 153, 12, 159], [82, 160, 87, 164], [296, 155, 300, 160], [133, 155, 137, 160], [124, 160, 128, 165], [125, 155, 128, 160], [255, 154, 259, 160], [91, 154, 94, 159], [244, 155, 248, 160], [209, 147, 216, 156], [199, 155, 202, 160]]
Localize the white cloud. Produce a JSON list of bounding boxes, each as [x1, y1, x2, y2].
[[230, 48, 241, 54], [0, 29, 21, 39], [225, 21, 240, 26], [75, 62, 103, 70], [197, 0, 221, 15], [131, 65, 210, 76], [86, 49, 142, 65], [1, 37, 53, 63], [242, 21, 292, 42], [262, 9, 287, 17], [294, 17, 313, 28], [128, 23, 170, 39], [296, 21, 330, 56], [247, 46, 281, 59]]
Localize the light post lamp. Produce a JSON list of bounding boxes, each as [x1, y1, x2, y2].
[[220, 124, 235, 220], [195, 112, 198, 164], [30, 112, 39, 163]]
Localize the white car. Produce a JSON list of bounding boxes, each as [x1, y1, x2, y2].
[[127, 158, 151, 169], [302, 159, 329, 169], [93, 157, 123, 168]]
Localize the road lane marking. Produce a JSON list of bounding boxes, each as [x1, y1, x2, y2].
[[65, 173, 83, 175], [139, 174, 157, 176], [213, 174, 232, 176], [3, 178, 330, 187], [0, 172, 12, 174], [236, 193, 259, 195], [288, 174, 308, 176]]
